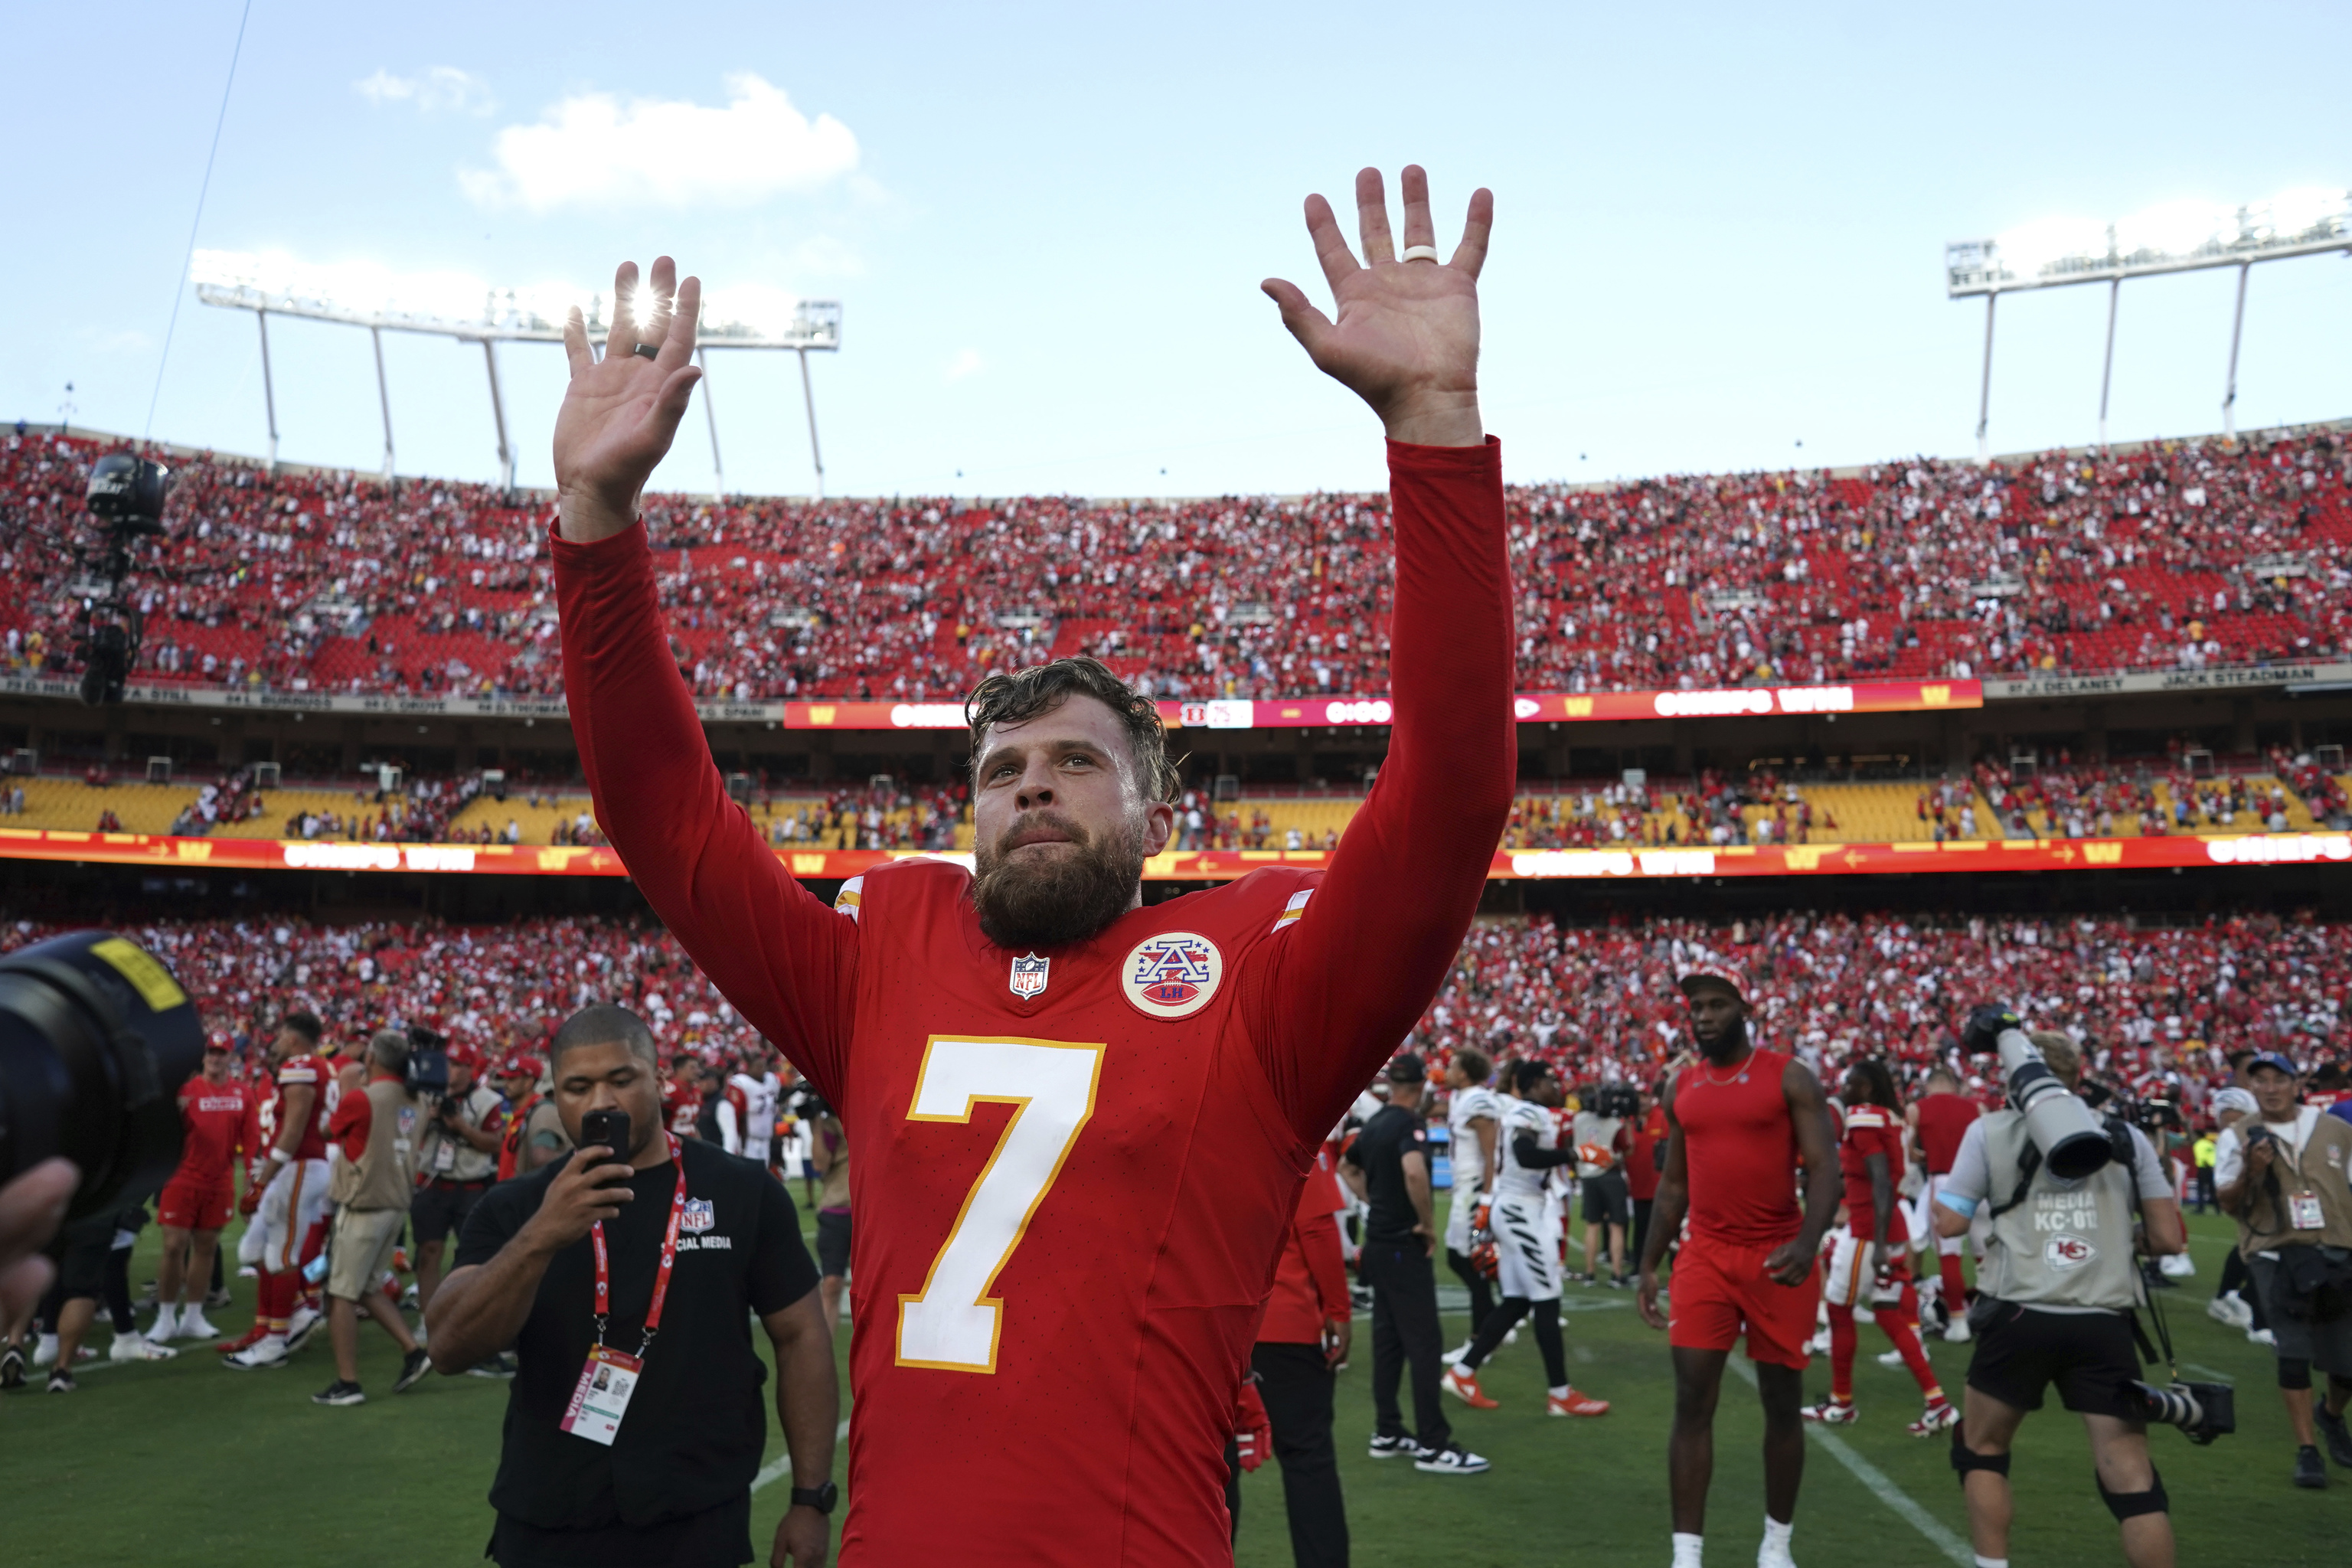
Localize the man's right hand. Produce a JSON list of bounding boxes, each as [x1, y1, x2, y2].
[[554, 256, 704, 545], [1635, 1269, 1666, 1331], [519, 1148, 635, 1252]]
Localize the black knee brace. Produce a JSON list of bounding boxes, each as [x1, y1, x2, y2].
[[1949, 1424, 2010, 1480], [2097, 1468, 2167, 1522], [2278, 1356, 2313, 1392]]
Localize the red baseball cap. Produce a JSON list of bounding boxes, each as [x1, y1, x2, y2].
[[502, 1054, 544, 1080], [446, 1042, 483, 1070], [1677, 964, 1747, 1001]]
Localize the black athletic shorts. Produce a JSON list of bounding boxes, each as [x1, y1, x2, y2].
[[816, 1210, 851, 1279], [1580, 1170, 1630, 1228], [52, 1214, 115, 1303], [1965, 1300, 2142, 1419], [412, 1179, 488, 1245]]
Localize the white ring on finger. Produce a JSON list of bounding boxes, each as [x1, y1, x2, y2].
[[1400, 245, 1442, 263]]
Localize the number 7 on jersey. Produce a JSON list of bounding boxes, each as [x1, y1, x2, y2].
[[897, 1037, 1105, 1373]]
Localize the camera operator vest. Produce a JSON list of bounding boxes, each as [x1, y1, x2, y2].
[[2234, 1112, 2352, 1259], [1978, 1109, 2146, 1313], [329, 1077, 422, 1212]]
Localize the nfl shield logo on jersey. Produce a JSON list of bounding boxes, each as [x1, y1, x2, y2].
[[1010, 952, 1050, 1001], [680, 1198, 715, 1234], [1120, 931, 1223, 1020]]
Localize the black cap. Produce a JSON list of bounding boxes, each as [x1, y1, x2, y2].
[[1385, 1052, 1426, 1085]]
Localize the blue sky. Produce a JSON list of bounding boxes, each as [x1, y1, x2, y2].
[[8, 2, 2348, 499]]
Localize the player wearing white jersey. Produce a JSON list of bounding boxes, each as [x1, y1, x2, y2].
[[1441, 1048, 1502, 1355], [1442, 1060, 1611, 1417]]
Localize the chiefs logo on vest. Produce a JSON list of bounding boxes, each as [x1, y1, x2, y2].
[[1121, 932, 1223, 1020], [2042, 1233, 2096, 1269]]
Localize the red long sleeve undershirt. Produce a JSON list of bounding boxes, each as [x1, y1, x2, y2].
[[554, 438, 1514, 1133]]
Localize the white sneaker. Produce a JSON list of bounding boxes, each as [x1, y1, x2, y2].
[[109, 1332, 178, 1363], [1875, 1348, 1909, 1369], [237, 1264, 257, 1279], [2249, 1327, 2277, 1348], [1442, 1339, 1473, 1367], [177, 1312, 221, 1343], [152, 1305, 180, 1341], [1803, 1331, 1831, 1356], [31, 1333, 57, 1369], [1942, 1316, 1971, 1344], [222, 1334, 289, 1370], [1757, 1539, 1797, 1568], [283, 1305, 322, 1354]]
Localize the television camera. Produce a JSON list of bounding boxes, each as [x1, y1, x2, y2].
[[73, 453, 171, 706]]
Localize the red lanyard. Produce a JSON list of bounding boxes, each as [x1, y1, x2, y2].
[[589, 1132, 688, 1356]]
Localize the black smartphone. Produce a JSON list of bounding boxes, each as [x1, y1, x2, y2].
[[579, 1109, 632, 1167]]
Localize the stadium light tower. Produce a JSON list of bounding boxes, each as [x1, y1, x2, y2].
[[190, 250, 841, 494], [1948, 188, 2350, 460]]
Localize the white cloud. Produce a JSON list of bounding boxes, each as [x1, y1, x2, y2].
[[945, 349, 983, 383], [461, 74, 858, 213], [357, 66, 495, 116]]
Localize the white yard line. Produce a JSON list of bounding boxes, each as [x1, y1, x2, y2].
[[1726, 1357, 1971, 1567], [753, 1418, 854, 1491], [2180, 1363, 2235, 1383]]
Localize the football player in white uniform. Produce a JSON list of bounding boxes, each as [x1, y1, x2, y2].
[[1441, 1060, 1611, 1417], [1440, 1047, 1501, 1357]]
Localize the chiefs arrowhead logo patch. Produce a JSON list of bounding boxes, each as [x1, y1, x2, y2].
[[1121, 931, 1223, 1020]]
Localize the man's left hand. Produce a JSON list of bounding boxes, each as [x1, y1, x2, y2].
[[1762, 1237, 1814, 1288], [1263, 165, 1490, 448], [772, 1504, 829, 1568]]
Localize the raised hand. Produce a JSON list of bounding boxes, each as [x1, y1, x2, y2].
[[554, 256, 704, 544], [1263, 166, 1491, 448]]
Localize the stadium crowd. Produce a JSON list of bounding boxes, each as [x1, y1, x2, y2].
[[4, 420, 2347, 704]]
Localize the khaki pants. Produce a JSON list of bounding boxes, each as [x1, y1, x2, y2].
[[327, 1206, 407, 1302]]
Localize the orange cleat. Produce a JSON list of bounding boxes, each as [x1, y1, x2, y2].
[[1440, 1366, 1498, 1410], [1548, 1390, 1611, 1417]]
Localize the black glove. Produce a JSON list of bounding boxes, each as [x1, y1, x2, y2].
[[1961, 1004, 2021, 1056]]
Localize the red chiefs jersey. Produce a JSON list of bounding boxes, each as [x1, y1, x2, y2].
[[174, 1077, 259, 1185], [1671, 1047, 1802, 1248], [1837, 1102, 1908, 1243], [260, 1053, 332, 1161], [1915, 1092, 1981, 1175], [556, 439, 1511, 1566], [663, 1077, 704, 1138]]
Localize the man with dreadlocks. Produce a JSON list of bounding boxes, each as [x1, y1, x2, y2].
[[1800, 1055, 1958, 1437]]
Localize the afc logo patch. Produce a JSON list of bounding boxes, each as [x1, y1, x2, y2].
[[680, 1198, 715, 1235], [2043, 1233, 2096, 1270], [1121, 931, 1223, 1020], [1010, 952, 1050, 1001]]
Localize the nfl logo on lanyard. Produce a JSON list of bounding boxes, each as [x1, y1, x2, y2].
[[1010, 952, 1050, 1001]]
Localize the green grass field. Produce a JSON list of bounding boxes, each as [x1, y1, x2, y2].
[[2, 1198, 2337, 1566]]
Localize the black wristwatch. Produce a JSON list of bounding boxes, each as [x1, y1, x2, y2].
[[789, 1481, 838, 1515]]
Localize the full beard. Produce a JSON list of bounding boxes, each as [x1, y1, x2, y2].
[[1695, 1014, 1751, 1064], [971, 809, 1147, 950]]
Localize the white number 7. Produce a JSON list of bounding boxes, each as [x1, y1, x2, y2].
[[897, 1036, 1105, 1373]]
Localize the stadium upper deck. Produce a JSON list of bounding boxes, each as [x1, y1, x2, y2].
[[2, 420, 2345, 706]]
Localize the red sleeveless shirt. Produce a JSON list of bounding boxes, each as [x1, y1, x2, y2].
[[1672, 1047, 1802, 1247]]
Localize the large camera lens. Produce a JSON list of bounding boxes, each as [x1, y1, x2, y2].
[[0, 931, 204, 1221]]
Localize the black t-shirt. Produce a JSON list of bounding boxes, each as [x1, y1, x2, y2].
[[456, 1137, 819, 1530], [1345, 1103, 1430, 1244]]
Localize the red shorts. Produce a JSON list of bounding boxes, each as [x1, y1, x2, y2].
[[1668, 1236, 1818, 1369], [157, 1176, 234, 1233]]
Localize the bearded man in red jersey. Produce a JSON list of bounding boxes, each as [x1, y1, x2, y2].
[[1637, 967, 1840, 1568], [549, 165, 1511, 1566]]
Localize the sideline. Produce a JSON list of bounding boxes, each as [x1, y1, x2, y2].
[[753, 1419, 854, 1491], [1726, 1357, 1971, 1566]]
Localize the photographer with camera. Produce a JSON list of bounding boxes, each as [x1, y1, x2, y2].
[[414, 1041, 507, 1316], [2214, 1051, 2352, 1489], [314, 1030, 432, 1407], [426, 1004, 837, 1567], [1935, 1019, 2190, 1568]]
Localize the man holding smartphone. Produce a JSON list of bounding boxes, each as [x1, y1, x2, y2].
[[426, 1004, 839, 1568]]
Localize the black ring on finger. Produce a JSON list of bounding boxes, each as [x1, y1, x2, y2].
[[632, 343, 659, 360]]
